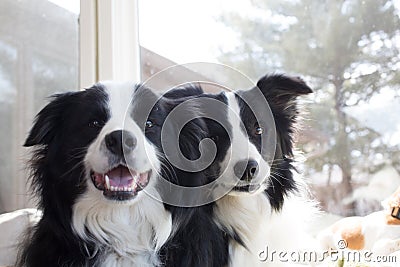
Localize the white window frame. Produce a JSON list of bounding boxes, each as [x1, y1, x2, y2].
[[80, 0, 141, 88]]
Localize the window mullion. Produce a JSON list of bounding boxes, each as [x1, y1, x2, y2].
[[80, 0, 140, 88]]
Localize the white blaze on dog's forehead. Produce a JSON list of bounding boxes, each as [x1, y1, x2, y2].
[[85, 81, 159, 174], [224, 92, 251, 159], [101, 81, 136, 122], [218, 91, 250, 182], [220, 92, 270, 188]]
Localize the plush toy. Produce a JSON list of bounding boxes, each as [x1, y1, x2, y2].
[[318, 186, 400, 256]]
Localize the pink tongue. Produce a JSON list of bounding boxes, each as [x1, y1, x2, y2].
[[106, 166, 134, 187]]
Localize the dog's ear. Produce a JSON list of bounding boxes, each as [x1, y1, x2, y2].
[[255, 74, 312, 158], [256, 74, 312, 105], [255, 73, 312, 129], [24, 92, 74, 147]]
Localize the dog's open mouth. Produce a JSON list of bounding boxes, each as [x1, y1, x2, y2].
[[90, 165, 151, 201]]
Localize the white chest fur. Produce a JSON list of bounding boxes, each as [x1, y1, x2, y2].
[[72, 188, 172, 267], [216, 193, 317, 267]]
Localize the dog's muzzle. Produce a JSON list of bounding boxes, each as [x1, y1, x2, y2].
[[90, 165, 151, 201]]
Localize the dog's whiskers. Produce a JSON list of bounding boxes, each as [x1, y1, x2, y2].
[[269, 172, 285, 187]]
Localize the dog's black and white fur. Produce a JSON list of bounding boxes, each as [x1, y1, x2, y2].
[[18, 74, 316, 267], [150, 88, 229, 267], [172, 74, 317, 266], [216, 75, 317, 267], [18, 81, 228, 267], [19, 82, 171, 266]]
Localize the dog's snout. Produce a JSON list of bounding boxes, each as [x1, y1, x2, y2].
[[234, 160, 259, 182], [105, 130, 137, 156]]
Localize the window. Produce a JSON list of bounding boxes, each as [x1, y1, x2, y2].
[[139, 0, 400, 217], [1, 0, 399, 219], [0, 0, 79, 213], [0, 0, 143, 213]]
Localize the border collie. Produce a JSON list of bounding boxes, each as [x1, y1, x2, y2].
[[18, 82, 227, 266], [150, 87, 229, 267], [174, 74, 317, 266]]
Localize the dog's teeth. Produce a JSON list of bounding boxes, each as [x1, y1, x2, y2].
[[105, 175, 110, 189], [123, 186, 127, 191], [111, 186, 115, 191]]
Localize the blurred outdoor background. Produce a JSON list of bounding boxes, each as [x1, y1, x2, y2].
[[0, 0, 399, 218]]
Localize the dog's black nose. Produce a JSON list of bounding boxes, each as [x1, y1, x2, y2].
[[105, 130, 137, 156], [234, 160, 259, 182]]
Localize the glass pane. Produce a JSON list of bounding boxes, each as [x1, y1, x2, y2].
[[0, 0, 79, 213], [139, 0, 400, 216]]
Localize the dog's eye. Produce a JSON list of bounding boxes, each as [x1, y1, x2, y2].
[[255, 126, 263, 135], [210, 135, 219, 142], [88, 120, 102, 128], [145, 120, 154, 129]]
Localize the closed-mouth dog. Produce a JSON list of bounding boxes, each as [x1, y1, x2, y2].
[[18, 81, 225, 267], [150, 87, 229, 267], [174, 74, 318, 266]]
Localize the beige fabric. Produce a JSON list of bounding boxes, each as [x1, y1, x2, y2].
[[0, 209, 41, 266]]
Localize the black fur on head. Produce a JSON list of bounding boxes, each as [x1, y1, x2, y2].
[[163, 83, 204, 99], [255, 74, 312, 159], [155, 85, 229, 267], [20, 85, 109, 266], [255, 74, 312, 210], [165, 85, 231, 191], [24, 86, 110, 213], [136, 84, 208, 187]]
